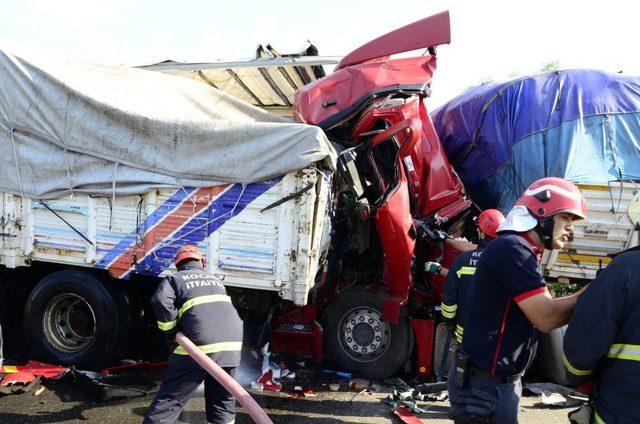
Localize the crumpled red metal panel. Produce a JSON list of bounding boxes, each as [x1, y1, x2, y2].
[[1, 361, 68, 380], [1, 371, 36, 386]]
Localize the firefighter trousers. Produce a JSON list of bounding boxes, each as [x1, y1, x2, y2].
[[144, 365, 236, 424], [448, 363, 521, 424]]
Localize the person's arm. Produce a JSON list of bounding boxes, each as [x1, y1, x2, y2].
[[498, 238, 583, 333], [151, 277, 179, 340], [445, 238, 477, 253], [440, 258, 463, 327], [563, 255, 630, 382], [516, 287, 585, 333]]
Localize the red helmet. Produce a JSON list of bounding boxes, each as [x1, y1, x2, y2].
[[477, 209, 505, 238], [174, 245, 204, 266], [515, 177, 586, 220]]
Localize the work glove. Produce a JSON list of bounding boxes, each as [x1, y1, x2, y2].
[[425, 261, 443, 275]]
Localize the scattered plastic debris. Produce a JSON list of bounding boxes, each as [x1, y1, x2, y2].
[[33, 386, 45, 396], [350, 387, 374, 401], [73, 369, 158, 401], [1, 372, 36, 386], [384, 388, 430, 414], [414, 381, 448, 395], [525, 382, 587, 407], [394, 405, 425, 424], [383, 377, 411, 391], [348, 378, 369, 392], [253, 369, 282, 392], [422, 391, 448, 402], [0, 361, 66, 396], [289, 385, 317, 398], [1, 361, 68, 380], [371, 383, 383, 392], [295, 368, 316, 381], [321, 369, 352, 380], [542, 392, 567, 405], [0, 374, 43, 396], [329, 383, 340, 391]]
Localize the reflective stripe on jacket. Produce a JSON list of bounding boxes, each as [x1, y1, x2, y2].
[[151, 261, 243, 367], [564, 247, 640, 424]]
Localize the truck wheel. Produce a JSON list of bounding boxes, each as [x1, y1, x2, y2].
[[323, 287, 413, 379], [535, 325, 569, 385], [23, 270, 130, 368]]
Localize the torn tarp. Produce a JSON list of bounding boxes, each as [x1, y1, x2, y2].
[[432, 69, 640, 212], [0, 49, 336, 199]]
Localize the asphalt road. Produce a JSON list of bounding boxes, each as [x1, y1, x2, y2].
[[0, 365, 576, 423]]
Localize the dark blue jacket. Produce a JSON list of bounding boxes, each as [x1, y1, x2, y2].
[[564, 247, 640, 424], [441, 238, 492, 343], [151, 261, 243, 368]]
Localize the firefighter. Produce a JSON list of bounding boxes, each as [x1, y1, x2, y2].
[[448, 177, 588, 424], [563, 244, 640, 424], [144, 245, 243, 424], [439, 209, 505, 344]]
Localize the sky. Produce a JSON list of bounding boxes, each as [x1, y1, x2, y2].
[[1, 0, 637, 108]]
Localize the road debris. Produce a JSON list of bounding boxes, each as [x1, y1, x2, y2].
[[1, 372, 36, 386], [394, 405, 425, 424], [321, 369, 352, 380], [383, 377, 411, 391], [73, 369, 159, 401], [1, 361, 68, 379], [541, 392, 567, 405], [348, 378, 369, 391], [252, 369, 282, 392], [524, 382, 588, 407], [0, 361, 69, 396], [384, 388, 430, 414], [288, 385, 317, 398], [100, 360, 167, 375]]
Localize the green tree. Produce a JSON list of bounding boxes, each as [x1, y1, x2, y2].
[[539, 60, 561, 72]]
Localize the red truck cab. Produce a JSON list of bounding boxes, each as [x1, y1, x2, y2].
[[272, 11, 472, 379]]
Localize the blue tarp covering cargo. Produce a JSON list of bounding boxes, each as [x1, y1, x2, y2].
[[432, 69, 640, 212]]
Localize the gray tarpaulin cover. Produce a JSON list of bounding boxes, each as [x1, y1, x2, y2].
[[0, 50, 336, 199]]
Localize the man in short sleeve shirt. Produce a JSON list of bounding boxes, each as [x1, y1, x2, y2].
[[448, 177, 588, 424]]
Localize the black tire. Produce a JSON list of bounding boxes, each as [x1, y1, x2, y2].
[[23, 270, 130, 368], [323, 287, 413, 379], [535, 325, 569, 385]]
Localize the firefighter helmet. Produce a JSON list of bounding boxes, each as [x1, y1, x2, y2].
[[174, 245, 204, 267], [512, 177, 587, 249], [477, 209, 505, 238], [515, 177, 587, 220]]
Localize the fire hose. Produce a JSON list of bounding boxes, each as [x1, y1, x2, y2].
[[175, 332, 273, 424]]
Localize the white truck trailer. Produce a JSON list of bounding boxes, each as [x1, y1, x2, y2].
[[0, 49, 334, 366]]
